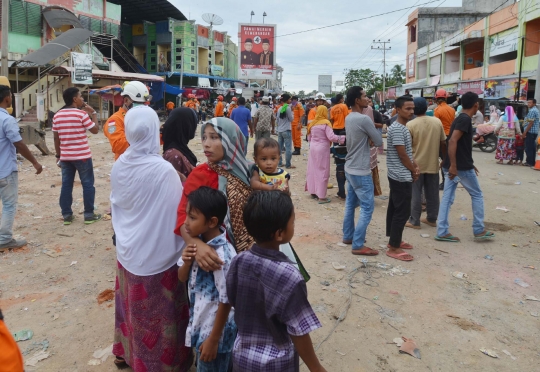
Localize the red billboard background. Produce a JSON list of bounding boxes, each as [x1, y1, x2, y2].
[[239, 23, 276, 79]]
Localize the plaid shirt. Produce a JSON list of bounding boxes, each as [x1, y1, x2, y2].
[[525, 106, 539, 134], [226, 245, 321, 372]]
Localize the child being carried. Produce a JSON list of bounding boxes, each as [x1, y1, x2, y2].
[[250, 138, 290, 194]]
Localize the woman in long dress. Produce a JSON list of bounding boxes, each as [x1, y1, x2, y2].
[[305, 105, 345, 204], [495, 106, 520, 165], [111, 106, 193, 371]]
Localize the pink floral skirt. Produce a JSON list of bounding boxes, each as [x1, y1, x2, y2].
[[495, 138, 516, 161], [113, 261, 193, 372]]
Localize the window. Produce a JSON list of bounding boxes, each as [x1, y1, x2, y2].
[[151, 57, 156, 62], [151, 41, 156, 46], [176, 39, 182, 45], [150, 65, 156, 70], [191, 49, 195, 55], [176, 47, 182, 53], [176, 55, 182, 61], [209, 53, 212, 58], [191, 57, 195, 62], [209, 46, 212, 50], [191, 41, 195, 47], [176, 64, 182, 69], [150, 48, 156, 54], [191, 66, 195, 71], [410, 25, 416, 43]]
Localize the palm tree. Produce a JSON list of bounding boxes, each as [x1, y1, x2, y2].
[[391, 64, 405, 85]]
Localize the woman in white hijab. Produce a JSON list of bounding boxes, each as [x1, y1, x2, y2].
[[110, 106, 193, 371]]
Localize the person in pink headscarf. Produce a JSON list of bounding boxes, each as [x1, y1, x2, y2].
[[494, 106, 521, 165]]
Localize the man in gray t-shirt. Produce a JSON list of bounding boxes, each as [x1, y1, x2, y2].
[[342, 87, 383, 257], [276, 94, 295, 169], [385, 96, 419, 262]]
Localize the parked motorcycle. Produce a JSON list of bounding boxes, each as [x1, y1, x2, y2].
[[473, 133, 497, 153]]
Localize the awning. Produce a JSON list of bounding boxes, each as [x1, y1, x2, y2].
[[157, 71, 245, 84], [401, 79, 427, 90], [447, 30, 483, 47], [51, 66, 164, 82], [106, 0, 187, 24], [42, 6, 83, 29], [0, 61, 16, 68], [165, 84, 184, 96], [14, 28, 93, 67]]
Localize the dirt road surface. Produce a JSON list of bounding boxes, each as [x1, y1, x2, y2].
[[1, 128, 539, 371]]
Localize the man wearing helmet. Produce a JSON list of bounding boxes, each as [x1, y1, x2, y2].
[[215, 95, 224, 117], [228, 97, 238, 118], [184, 94, 197, 111], [434, 88, 455, 190], [103, 81, 150, 160]]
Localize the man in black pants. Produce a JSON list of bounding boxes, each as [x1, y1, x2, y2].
[[385, 96, 419, 262]]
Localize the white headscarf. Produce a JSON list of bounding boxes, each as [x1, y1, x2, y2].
[[110, 106, 184, 276]]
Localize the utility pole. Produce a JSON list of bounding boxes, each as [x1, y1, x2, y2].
[[1, 0, 9, 77], [371, 39, 391, 104], [515, 36, 525, 103], [179, 47, 184, 91]]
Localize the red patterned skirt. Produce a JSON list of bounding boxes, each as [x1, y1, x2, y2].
[[113, 261, 193, 372]]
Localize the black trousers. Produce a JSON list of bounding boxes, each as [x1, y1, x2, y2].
[[386, 177, 413, 248], [525, 133, 538, 166]]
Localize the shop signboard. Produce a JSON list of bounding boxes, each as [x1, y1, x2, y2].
[[238, 23, 276, 80], [489, 27, 519, 57], [458, 80, 484, 95], [438, 84, 458, 94], [423, 87, 435, 97], [484, 78, 528, 100], [71, 52, 93, 85], [409, 89, 422, 98], [387, 87, 396, 99]]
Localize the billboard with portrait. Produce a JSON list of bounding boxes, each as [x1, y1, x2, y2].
[[238, 23, 276, 80]]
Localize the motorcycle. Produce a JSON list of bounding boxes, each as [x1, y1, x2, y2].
[[473, 133, 497, 153]]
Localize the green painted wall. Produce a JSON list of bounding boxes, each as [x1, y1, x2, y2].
[[74, 0, 104, 18], [106, 2, 122, 22], [171, 21, 197, 74], [523, 55, 539, 72], [146, 22, 157, 72], [9, 33, 41, 54]]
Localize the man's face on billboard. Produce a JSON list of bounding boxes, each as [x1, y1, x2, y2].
[[245, 42, 252, 52], [262, 43, 269, 52]]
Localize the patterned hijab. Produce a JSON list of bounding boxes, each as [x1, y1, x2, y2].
[[201, 117, 251, 186]]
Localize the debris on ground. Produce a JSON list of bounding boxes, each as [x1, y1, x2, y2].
[[452, 271, 468, 279], [525, 295, 540, 302], [13, 329, 33, 341], [336, 242, 347, 247], [420, 234, 430, 238], [25, 350, 50, 366], [320, 281, 330, 286], [502, 349, 517, 360], [531, 312, 539, 317], [97, 289, 115, 304], [393, 337, 404, 347], [460, 214, 468, 220], [399, 337, 421, 359], [87, 344, 114, 365], [70, 261, 77, 266], [22, 340, 49, 356], [496, 206, 510, 212], [480, 348, 499, 358], [332, 262, 346, 270], [514, 278, 530, 288], [484, 255, 493, 260]]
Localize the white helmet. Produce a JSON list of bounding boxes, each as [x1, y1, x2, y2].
[[121, 81, 150, 103], [315, 92, 326, 100]]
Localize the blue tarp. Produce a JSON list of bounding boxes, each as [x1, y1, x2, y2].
[[165, 84, 185, 96], [147, 81, 164, 101]]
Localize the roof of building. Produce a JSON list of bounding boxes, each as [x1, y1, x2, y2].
[[50, 66, 164, 82], [106, 0, 187, 24]]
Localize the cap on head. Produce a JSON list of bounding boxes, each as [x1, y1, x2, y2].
[[121, 81, 150, 103], [261, 96, 270, 103], [413, 97, 428, 115], [435, 89, 447, 99]]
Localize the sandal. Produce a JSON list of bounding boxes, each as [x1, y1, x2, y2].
[[310, 194, 318, 199], [286, 165, 297, 169], [352, 247, 379, 256], [474, 231, 495, 240], [435, 234, 460, 242], [318, 198, 331, 204], [387, 242, 413, 250], [386, 251, 414, 261], [114, 357, 129, 370], [336, 194, 346, 201]]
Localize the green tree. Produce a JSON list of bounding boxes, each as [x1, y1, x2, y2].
[[298, 90, 306, 98], [390, 64, 405, 85], [344, 68, 379, 96]]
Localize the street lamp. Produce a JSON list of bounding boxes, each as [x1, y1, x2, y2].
[[263, 12, 267, 24], [250, 11, 255, 23]]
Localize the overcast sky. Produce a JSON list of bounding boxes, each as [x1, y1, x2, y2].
[[171, 0, 464, 92]]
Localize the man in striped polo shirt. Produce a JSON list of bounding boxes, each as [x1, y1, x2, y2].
[[53, 87, 101, 225]]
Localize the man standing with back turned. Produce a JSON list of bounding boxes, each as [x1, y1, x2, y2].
[[436, 92, 494, 243], [0, 85, 43, 251]]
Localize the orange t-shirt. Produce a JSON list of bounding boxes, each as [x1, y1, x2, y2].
[[166, 102, 175, 110], [434, 102, 456, 135], [308, 107, 317, 122], [215, 102, 224, 117], [331, 103, 349, 130], [103, 107, 129, 160], [0, 318, 24, 372]]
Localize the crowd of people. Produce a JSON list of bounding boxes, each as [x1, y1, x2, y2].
[[1, 76, 539, 371]]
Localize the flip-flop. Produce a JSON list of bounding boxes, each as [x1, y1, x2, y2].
[[387, 242, 413, 250], [386, 251, 414, 261], [318, 198, 331, 204], [474, 231, 495, 240], [434, 235, 460, 242], [352, 247, 379, 256]]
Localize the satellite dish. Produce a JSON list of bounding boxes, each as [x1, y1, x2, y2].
[[202, 13, 224, 27]]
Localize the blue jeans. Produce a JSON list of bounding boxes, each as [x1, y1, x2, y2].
[[342, 172, 375, 249], [60, 158, 95, 219], [0, 172, 18, 244], [196, 351, 231, 372], [278, 130, 292, 168], [437, 168, 485, 236], [244, 134, 249, 155]]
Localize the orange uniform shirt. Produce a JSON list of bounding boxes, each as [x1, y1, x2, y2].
[[0, 316, 24, 372], [308, 107, 317, 122], [331, 103, 349, 130], [166, 102, 175, 110], [215, 101, 224, 117], [185, 100, 197, 110], [292, 104, 305, 126], [434, 102, 456, 135], [228, 104, 237, 118], [103, 107, 129, 160]]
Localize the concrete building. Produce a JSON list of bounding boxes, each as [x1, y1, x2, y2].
[[392, 0, 539, 109]]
